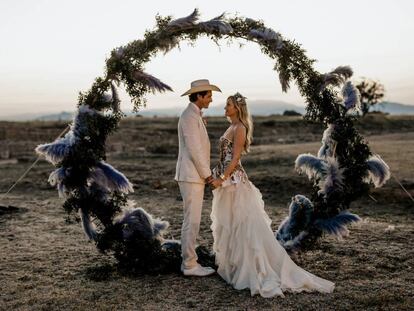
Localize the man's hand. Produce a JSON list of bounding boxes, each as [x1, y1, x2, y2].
[[205, 175, 214, 185]]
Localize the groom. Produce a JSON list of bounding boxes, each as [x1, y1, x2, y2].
[[175, 79, 221, 276]]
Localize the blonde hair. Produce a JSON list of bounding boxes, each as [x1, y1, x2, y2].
[[227, 92, 253, 153]]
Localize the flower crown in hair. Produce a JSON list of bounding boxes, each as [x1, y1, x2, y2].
[[233, 92, 247, 104]]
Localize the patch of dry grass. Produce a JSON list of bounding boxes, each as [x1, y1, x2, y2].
[[1, 116, 413, 310]]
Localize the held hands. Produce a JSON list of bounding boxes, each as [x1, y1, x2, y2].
[[205, 174, 226, 189], [210, 178, 223, 189]]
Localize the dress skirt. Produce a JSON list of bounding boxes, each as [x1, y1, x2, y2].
[[211, 180, 335, 298]]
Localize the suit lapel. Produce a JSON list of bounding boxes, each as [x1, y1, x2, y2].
[[187, 103, 209, 144]]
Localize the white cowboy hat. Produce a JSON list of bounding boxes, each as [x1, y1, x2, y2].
[[181, 79, 222, 96]]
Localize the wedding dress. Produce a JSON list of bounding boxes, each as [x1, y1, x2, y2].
[[211, 136, 335, 298]]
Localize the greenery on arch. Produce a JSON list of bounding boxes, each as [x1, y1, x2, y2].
[[36, 9, 390, 273]]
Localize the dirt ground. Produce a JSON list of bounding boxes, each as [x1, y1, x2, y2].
[[0, 115, 413, 310]]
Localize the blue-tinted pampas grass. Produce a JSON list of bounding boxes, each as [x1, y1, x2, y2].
[[318, 157, 344, 197], [295, 153, 327, 180], [321, 66, 353, 89], [115, 206, 169, 240], [277, 195, 314, 250], [365, 155, 391, 187], [314, 211, 360, 237], [167, 9, 199, 31], [89, 161, 134, 194], [342, 81, 361, 111], [35, 132, 75, 165], [132, 71, 173, 94], [48, 167, 70, 198], [198, 14, 233, 34], [318, 124, 336, 159], [80, 208, 98, 241]]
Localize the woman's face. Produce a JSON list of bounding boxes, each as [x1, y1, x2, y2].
[[225, 98, 238, 118]]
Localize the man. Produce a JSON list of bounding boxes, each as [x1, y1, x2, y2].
[[175, 79, 221, 276]]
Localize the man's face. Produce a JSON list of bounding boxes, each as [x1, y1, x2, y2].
[[198, 91, 213, 109]]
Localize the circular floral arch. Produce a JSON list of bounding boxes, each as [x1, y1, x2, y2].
[[36, 9, 389, 273]]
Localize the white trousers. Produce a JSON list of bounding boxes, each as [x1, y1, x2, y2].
[[178, 181, 205, 269]]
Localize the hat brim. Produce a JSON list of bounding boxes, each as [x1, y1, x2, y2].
[[180, 85, 222, 96]]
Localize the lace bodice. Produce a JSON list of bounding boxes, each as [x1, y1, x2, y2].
[[212, 136, 248, 186]]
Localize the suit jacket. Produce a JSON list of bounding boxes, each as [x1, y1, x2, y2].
[[175, 103, 211, 184]]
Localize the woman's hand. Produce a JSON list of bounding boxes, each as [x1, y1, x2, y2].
[[211, 178, 223, 189]]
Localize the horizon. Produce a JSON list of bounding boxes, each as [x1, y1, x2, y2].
[[1, 0, 413, 117], [2, 100, 413, 121]]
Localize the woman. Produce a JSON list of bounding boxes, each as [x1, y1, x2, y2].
[[210, 92, 335, 298]]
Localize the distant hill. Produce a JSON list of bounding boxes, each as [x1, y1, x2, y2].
[[371, 102, 414, 115], [36, 111, 74, 121], [137, 100, 306, 117], [1, 100, 413, 121], [113, 100, 414, 117], [0, 111, 75, 121]]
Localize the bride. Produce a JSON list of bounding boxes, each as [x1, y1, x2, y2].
[[209, 92, 335, 298]]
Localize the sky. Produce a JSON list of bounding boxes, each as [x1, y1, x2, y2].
[[1, 0, 413, 117]]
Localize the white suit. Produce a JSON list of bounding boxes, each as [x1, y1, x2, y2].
[[175, 103, 211, 269]]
